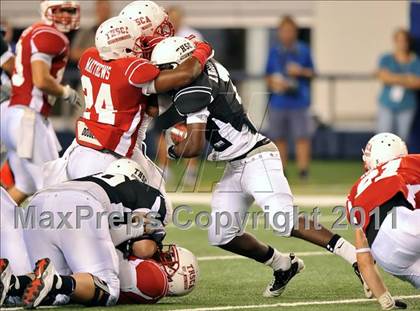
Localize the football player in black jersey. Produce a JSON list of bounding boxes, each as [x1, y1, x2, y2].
[[0, 159, 169, 308], [147, 37, 371, 299]]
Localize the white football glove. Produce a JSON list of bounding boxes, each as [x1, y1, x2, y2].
[[378, 292, 407, 310], [62, 85, 82, 108]]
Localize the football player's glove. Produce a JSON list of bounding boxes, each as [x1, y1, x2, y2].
[[378, 291, 407, 310], [62, 85, 82, 108]]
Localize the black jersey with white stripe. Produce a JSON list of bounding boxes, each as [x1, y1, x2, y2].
[[159, 59, 267, 161], [76, 173, 167, 223]]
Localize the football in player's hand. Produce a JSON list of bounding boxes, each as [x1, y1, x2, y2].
[[170, 123, 188, 144]]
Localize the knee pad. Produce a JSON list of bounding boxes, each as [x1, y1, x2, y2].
[[257, 193, 295, 237], [208, 211, 244, 246]]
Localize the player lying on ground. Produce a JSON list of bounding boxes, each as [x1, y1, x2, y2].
[[1, 0, 82, 205], [0, 158, 170, 308], [148, 36, 370, 298], [347, 133, 420, 310]]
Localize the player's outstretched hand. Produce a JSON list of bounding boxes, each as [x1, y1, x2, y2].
[[62, 85, 82, 108], [378, 292, 407, 310]]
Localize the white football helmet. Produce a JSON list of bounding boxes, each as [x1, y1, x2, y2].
[[105, 158, 148, 183], [151, 36, 195, 69], [362, 132, 408, 170], [40, 0, 80, 33], [158, 245, 199, 296], [119, 1, 174, 39], [95, 16, 142, 61]]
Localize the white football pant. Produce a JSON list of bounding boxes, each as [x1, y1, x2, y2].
[[371, 206, 420, 288], [208, 151, 294, 246], [22, 189, 120, 304], [0, 187, 32, 274], [1, 105, 61, 194], [44, 140, 168, 196]]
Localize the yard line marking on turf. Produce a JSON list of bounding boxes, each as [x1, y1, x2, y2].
[[171, 295, 420, 311], [168, 193, 345, 206], [198, 251, 331, 261]]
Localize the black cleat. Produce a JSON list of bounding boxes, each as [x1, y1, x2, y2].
[[263, 254, 305, 297]]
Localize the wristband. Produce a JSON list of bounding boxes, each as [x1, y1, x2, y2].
[[192, 42, 213, 70]]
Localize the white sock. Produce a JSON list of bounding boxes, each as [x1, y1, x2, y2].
[[264, 249, 291, 271], [333, 238, 357, 265]]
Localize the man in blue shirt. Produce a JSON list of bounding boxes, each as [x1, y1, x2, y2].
[[265, 16, 314, 180]]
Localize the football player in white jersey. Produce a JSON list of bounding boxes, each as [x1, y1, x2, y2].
[[149, 37, 370, 298], [0, 159, 170, 308]]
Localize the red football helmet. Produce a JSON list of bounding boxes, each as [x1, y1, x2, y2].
[[119, 257, 168, 304], [158, 245, 199, 296], [40, 1, 80, 33]]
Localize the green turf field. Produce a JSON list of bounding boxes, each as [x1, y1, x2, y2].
[[37, 205, 419, 311], [20, 160, 417, 311], [165, 159, 365, 195]]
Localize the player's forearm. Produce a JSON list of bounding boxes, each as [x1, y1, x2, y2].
[[34, 75, 65, 97], [173, 127, 205, 158], [154, 57, 202, 93], [31, 60, 65, 97], [1, 55, 15, 77], [357, 253, 387, 298]]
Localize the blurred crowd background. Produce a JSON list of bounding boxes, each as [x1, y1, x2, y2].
[[1, 1, 420, 173]]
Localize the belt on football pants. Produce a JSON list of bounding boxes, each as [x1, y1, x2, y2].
[[229, 138, 271, 162]]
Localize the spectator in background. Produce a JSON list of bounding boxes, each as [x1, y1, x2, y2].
[[265, 16, 314, 180], [167, 6, 203, 40], [377, 28, 420, 141], [70, 0, 111, 61]]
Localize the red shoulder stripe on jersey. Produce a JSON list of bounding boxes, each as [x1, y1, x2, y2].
[[124, 59, 146, 76], [31, 29, 68, 55], [32, 27, 68, 44], [128, 62, 160, 87]]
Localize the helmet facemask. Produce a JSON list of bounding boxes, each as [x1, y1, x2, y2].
[[43, 2, 80, 33]]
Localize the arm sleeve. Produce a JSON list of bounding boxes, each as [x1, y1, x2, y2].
[[31, 31, 67, 56], [186, 107, 210, 124], [303, 45, 315, 70], [378, 54, 390, 70], [265, 47, 278, 75], [31, 31, 67, 66], [127, 60, 160, 89], [411, 58, 420, 76]]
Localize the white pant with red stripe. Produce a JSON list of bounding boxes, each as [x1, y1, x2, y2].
[[371, 206, 420, 288], [1, 105, 61, 194]]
